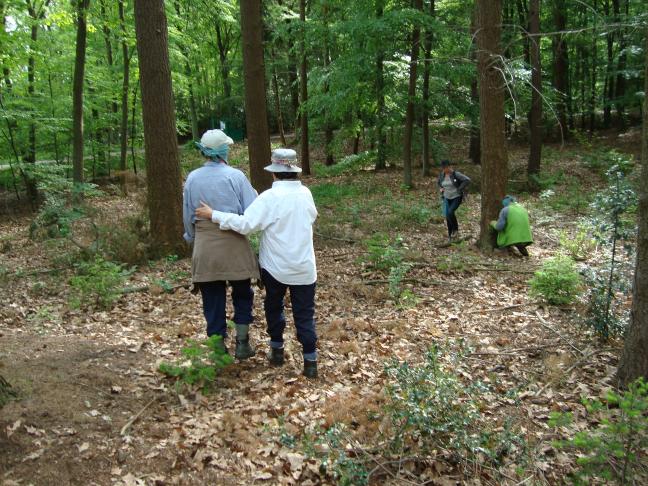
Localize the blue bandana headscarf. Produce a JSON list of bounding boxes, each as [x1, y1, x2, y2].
[[502, 195, 516, 207], [195, 142, 230, 162]]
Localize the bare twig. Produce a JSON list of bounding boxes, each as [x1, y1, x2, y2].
[[466, 301, 540, 314], [314, 231, 356, 243], [533, 310, 585, 356], [120, 397, 158, 436], [469, 343, 555, 356]]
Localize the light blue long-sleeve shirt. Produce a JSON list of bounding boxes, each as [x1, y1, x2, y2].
[[182, 161, 257, 242]]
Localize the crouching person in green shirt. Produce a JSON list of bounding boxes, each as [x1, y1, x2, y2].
[[490, 195, 533, 256]]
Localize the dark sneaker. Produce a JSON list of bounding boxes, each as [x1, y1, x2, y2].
[[516, 244, 530, 257], [235, 338, 256, 360], [303, 359, 318, 379], [268, 347, 285, 366]]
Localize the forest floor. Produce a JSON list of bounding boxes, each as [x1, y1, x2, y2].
[[0, 129, 644, 485]]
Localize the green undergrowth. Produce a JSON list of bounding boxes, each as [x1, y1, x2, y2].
[[550, 378, 648, 485], [158, 335, 233, 393], [281, 345, 530, 485]]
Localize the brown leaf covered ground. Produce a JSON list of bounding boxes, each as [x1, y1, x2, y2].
[[0, 131, 643, 485]]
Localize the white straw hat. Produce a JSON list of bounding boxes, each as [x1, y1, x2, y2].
[[264, 148, 302, 173]]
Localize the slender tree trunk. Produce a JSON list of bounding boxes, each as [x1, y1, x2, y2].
[[215, 24, 233, 101], [240, 0, 273, 189], [288, 52, 299, 135], [130, 78, 138, 174], [298, 0, 310, 175], [374, 0, 386, 170], [469, 6, 481, 164], [323, 26, 334, 166], [616, 28, 648, 386], [603, 0, 614, 128], [100, 0, 118, 171], [118, 0, 129, 174], [403, 0, 423, 188], [527, 0, 542, 185], [588, 0, 598, 135], [552, 0, 569, 140], [271, 49, 286, 146], [72, 0, 90, 186], [613, 0, 627, 127], [173, 1, 199, 141], [133, 0, 185, 255], [477, 0, 508, 248], [421, 0, 434, 177]]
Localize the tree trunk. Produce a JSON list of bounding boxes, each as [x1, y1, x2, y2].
[[288, 52, 299, 135], [133, 0, 185, 255], [100, 0, 118, 168], [552, 0, 569, 140], [469, 6, 481, 165], [118, 0, 129, 174], [72, 0, 90, 186], [603, 0, 614, 128], [616, 28, 648, 386], [215, 24, 233, 101], [588, 0, 598, 135], [421, 0, 434, 177], [240, 0, 273, 190], [402, 0, 423, 189], [323, 29, 334, 166], [477, 0, 508, 249], [271, 49, 286, 146], [298, 0, 310, 175], [374, 0, 386, 170], [613, 0, 627, 127], [527, 0, 542, 185]]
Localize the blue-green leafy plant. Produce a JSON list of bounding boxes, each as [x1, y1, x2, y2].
[[586, 161, 637, 340]]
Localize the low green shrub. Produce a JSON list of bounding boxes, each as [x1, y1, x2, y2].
[[314, 151, 376, 177], [559, 224, 596, 261], [529, 255, 582, 305], [550, 378, 648, 485], [68, 255, 132, 309], [158, 335, 234, 392]]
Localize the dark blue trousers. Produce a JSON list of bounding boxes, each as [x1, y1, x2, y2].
[[261, 269, 317, 355], [199, 280, 254, 338], [444, 196, 462, 237]]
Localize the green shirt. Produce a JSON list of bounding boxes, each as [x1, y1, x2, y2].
[[495, 203, 533, 247]]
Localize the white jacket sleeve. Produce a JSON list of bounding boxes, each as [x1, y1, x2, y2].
[[212, 194, 274, 235]]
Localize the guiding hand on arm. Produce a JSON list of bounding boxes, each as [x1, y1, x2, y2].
[[195, 201, 215, 221]]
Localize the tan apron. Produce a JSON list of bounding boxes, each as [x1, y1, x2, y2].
[[191, 221, 260, 283]]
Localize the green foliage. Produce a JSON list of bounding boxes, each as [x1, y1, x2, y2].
[[310, 182, 363, 207], [0, 375, 17, 409], [550, 379, 648, 485], [529, 255, 582, 305], [362, 233, 406, 272], [584, 161, 637, 340], [559, 224, 597, 261], [158, 335, 233, 393], [68, 255, 132, 310], [27, 164, 102, 241], [313, 151, 376, 177], [299, 346, 528, 484]]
